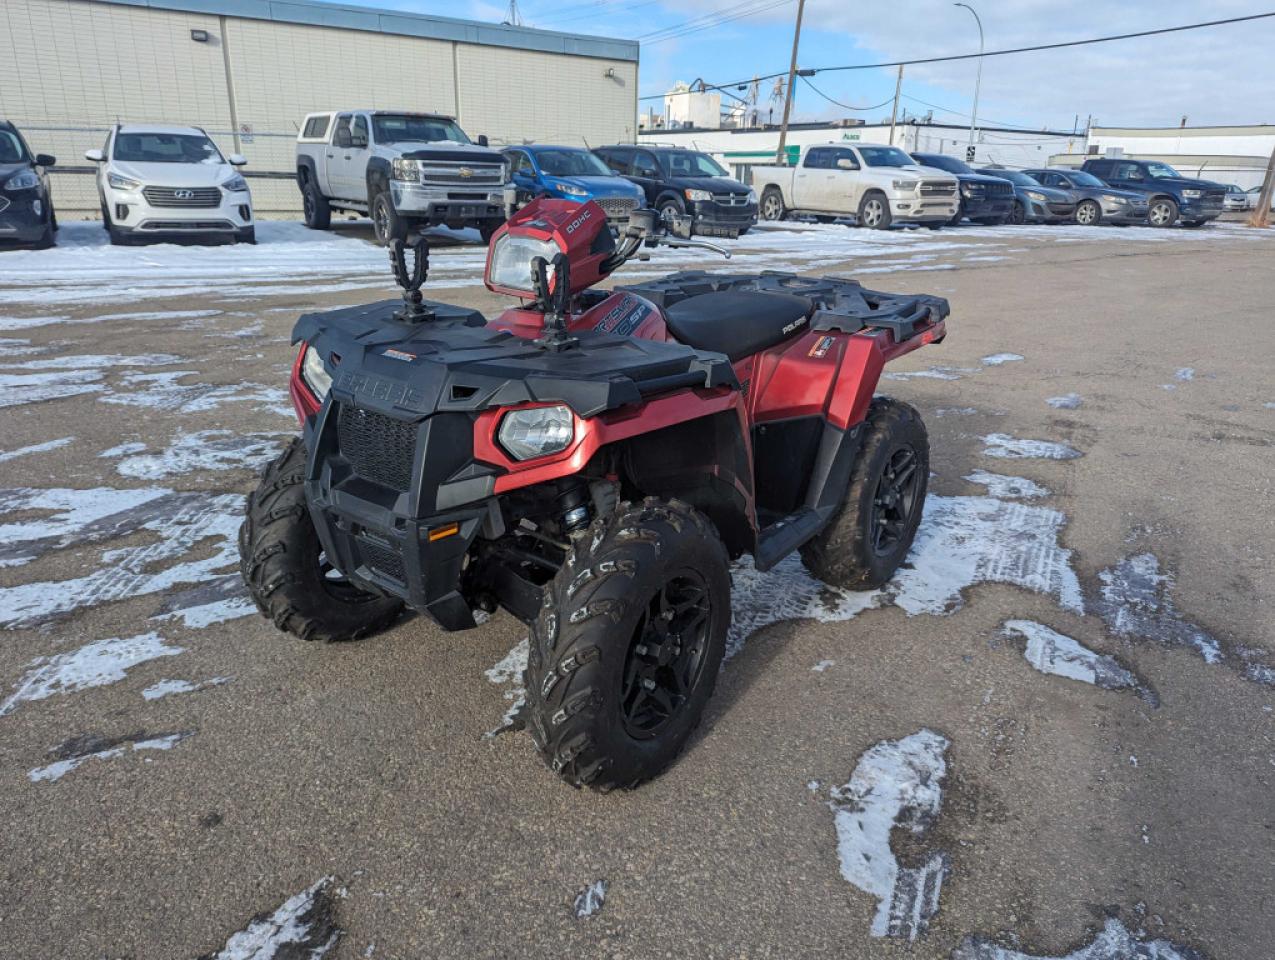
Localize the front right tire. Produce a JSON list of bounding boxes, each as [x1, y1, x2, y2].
[[526, 498, 730, 791], [240, 437, 403, 643], [371, 190, 407, 246], [1148, 197, 1179, 228]]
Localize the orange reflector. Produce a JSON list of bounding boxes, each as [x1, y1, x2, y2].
[[428, 522, 460, 542]]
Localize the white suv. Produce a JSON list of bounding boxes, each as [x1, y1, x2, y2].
[[87, 125, 255, 244]]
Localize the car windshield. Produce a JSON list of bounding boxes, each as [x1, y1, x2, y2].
[[661, 151, 727, 177], [982, 169, 1035, 186], [372, 115, 471, 145], [915, 154, 971, 175], [114, 132, 223, 164], [859, 146, 915, 168], [1145, 161, 1183, 179], [1068, 170, 1105, 187], [0, 130, 29, 164], [535, 149, 612, 177]]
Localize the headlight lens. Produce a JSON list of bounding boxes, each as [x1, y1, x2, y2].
[[391, 158, 420, 182], [555, 181, 588, 197], [107, 172, 141, 190], [1026, 191, 1047, 202], [892, 179, 918, 191], [1101, 194, 1126, 204], [301, 345, 332, 398], [487, 233, 561, 293], [221, 174, 248, 192], [684, 188, 712, 202], [3, 170, 39, 191], [498, 405, 574, 460], [1181, 189, 1202, 199]]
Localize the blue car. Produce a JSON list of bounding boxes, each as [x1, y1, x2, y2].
[[502, 144, 645, 226]]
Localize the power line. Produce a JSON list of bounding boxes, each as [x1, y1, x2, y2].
[[799, 75, 894, 112], [638, 9, 1275, 99], [639, 0, 794, 44]]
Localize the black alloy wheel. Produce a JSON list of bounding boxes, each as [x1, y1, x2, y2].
[[621, 573, 712, 738], [870, 445, 922, 557]]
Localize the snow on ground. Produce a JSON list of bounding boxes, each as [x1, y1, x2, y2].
[[573, 880, 608, 919], [200, 876, 341, 960], [100, 370, 292, 418], [103, 429, 285, 479], [0, 632, 183, 717], [28, 730, 194, 783], [964, 470, 1050, 500], [1003, 619, 1154, 704], [2, 218, 1270, 310], [141, 676, 232, 700], [828, 729, 950, 940], [0, 487, 248, 628], [982, 433, 1082, 461], [1095, 554, 1221, 664], [0, 437, 74, 463], [0, 369, 105, 408], [1046, 393, 1083, 409], [951, 917, 1204, 960]]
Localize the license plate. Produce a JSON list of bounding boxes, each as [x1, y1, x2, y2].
[[697, 224, 741, 239]]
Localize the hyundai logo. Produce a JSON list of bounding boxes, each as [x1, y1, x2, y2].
[[174, 189, 195, 199]]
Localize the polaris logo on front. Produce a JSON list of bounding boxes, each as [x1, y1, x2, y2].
[[565, 208, 593, 235]]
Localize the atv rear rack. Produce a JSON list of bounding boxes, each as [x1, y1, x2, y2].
[[617, 270, 949, 344]]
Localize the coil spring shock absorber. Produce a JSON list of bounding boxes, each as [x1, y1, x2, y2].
[[557, 483, 591, 535]]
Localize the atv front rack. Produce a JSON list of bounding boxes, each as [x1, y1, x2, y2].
[[617, 270, 949, 344]]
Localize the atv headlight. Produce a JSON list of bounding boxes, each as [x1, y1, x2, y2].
[[554, 182, 588, 197], [391, 158, 420, 182], [487, 233, 561, 293], [301, 345, 332, 398], [221, 174, 249, 192], [684, 188, 712, 202], [498, 405, 574, 460], [3, 170, 38, 191], [107, 172, 141, 191]]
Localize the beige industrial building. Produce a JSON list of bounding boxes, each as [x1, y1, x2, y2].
[[1, 0, 639, 213]]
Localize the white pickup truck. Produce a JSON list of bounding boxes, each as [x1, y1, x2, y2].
[[295, 110, 510, 245], [753, 143, 959, 229]]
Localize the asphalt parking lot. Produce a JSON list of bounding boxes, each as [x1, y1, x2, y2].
[[1, 217, 1273, 960]]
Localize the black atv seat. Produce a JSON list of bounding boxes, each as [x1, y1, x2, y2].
[[662, 290, 812, 362]]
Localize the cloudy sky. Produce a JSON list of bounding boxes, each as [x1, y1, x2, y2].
[[365, 0, 1275, 131]]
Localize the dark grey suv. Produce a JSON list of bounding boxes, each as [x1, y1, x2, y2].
[[1021, 168, 1148, 226]]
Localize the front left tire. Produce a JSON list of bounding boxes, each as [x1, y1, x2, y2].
[[525, 498, 730, 791], [371, 190, 407, 246]]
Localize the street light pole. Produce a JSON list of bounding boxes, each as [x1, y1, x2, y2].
[[954, 2, 983, 160]]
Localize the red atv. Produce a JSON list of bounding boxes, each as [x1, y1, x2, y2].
[[240, 200, 947, 789]]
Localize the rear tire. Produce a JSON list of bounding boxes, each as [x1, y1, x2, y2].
[[526, 498, 730, 791], [302, 179, 331, 230], [239, 437, 403, 643], [760, 187, 786, 221], [799, 397, 928, 590]]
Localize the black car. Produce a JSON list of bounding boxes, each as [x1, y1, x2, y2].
[[592, 145, 757, 237], [0, 121, 56, 248], [976, 168, 1075, 224], [1080, 158, 1226, 228], [909, 152, 1015, 225], [1021, 168, 1149, 226]]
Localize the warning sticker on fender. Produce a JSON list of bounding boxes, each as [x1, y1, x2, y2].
[[808, 335, 836, 358]]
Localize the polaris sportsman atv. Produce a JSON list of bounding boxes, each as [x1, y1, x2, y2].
[[240, 199, 948, 790]]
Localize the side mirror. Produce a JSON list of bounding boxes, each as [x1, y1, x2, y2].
[[35, 153, 56, 167], [477, 134, 489, 147], [85, 148, 105, 162], [228, 153, 247, 166], [835, 158, 856, 170]]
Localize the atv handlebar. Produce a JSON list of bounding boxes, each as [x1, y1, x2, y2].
[[603, 208, 732, 272]]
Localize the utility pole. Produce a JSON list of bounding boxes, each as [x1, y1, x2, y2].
[[888, 64, 904, 147], [954, 2, 983, 161], [774, 0, 806, 165], [1250, 145, 1275, 229]]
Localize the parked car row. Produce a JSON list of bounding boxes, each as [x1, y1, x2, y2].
[[751, 141, 1251, 230]]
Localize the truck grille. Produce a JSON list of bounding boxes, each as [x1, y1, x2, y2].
[[712, 192, 751, 205], [919, 181, 956, 197], [137, 219, 235, 231], [985, 181, 1014, 196], [596, 197, 639, 219], [1204, 190, 1225, 204], [360, 540, 406, 584], [142, 186, 222, 208], [336, 404, 417, 490], [418, 162, 505, 186]]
